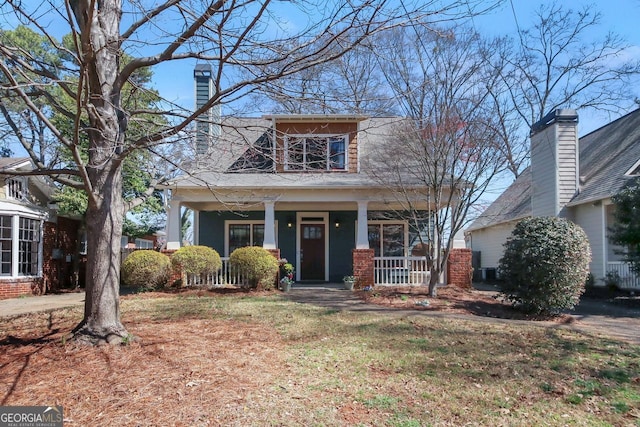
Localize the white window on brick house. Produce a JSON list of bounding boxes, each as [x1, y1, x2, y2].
[[0, 214, 42, 277], [6, 177, 28, 200]]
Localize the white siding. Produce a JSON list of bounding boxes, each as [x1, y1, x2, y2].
[[572, 203, 606, 285], [469, 222, 518, 269], [531, 124, 558, 217], [531, 119, 578, 217]]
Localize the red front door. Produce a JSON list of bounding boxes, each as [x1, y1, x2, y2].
[[300, 224, 325, 281]]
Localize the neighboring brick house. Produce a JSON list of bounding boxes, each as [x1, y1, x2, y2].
[[0, 158, 83, 299], [466, 109, 640, 289]]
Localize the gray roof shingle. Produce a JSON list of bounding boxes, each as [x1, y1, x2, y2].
[[168, 116, 407, 189]]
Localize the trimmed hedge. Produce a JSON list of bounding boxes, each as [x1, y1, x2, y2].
[[229, 246, 279, 290], [497, 216, 591, 315], [121, 250, 171, 291], [171, 245, 222, 277]]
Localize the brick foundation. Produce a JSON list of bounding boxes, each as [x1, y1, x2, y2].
[[0, 278, 44, 300], [447, 248, 473, 288], [352, 249, 374, 288]]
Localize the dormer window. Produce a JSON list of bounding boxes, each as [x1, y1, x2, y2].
[[6, 177, 27, 200], [284, 135, 348, 171]]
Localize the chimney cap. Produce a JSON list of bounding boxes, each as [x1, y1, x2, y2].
[[194, 63, 212, 77], [530, 109, 578, 135]]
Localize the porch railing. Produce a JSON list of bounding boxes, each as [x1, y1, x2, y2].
[[185, 257, 247, 287], [606, 262, 640, 290], [374, 256, 431, 286]]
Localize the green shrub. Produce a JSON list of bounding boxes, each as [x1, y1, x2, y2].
[[229, 246, 279, 290], [171, 245, 222, 277], [121, 250, 171, 291], [497, 216, 591, 315]]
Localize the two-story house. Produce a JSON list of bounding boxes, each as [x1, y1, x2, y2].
[[0, 157, 84, 298], [163, 114, 443, 284]]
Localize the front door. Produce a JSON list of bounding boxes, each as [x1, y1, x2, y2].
[[300, 224, 325, 280]]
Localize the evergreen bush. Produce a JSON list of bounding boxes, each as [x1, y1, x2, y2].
[[229, 246, 279, 290], [497, 216, 591, 315], [121, 250, 171, 291], [171, 245, 222, 277]]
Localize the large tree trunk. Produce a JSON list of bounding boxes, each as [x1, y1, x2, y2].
[[70, 0, 129, 345], [72, 162, 128, 345]]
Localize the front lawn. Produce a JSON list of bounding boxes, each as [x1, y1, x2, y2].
[[1, 291, 639, 426]]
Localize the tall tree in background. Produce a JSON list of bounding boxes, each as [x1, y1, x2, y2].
[[0, 0, 491, 344], [366, 27, 505, 296], [493, 2, 640, 177]]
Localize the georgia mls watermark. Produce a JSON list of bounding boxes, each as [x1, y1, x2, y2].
[[0, 406, 63, 427]]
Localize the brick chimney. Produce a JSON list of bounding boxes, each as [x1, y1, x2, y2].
[[530, 109, 579, 217]]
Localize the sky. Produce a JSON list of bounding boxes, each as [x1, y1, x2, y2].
[[469, 0, 640, 135], [144, 0, 640, 138]]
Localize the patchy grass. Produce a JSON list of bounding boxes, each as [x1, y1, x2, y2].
[[1, 291, 639, 426]]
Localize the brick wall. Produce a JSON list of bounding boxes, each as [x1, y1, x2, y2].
[[447, 248, 473, 288], [0, 278, 44, 300], [352, 248, 374, 288], [1, 216, 81, 299]]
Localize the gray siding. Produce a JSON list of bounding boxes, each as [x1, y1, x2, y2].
[[557, 122, 579, 211], [531, 119, 578, 217], [531, 124, 558, 217]]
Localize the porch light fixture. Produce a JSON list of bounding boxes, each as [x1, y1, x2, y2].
[[335, 218, 341, 228], [287, 217, 294, 228]]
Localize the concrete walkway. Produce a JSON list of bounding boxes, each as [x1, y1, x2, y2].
[[285, 285, 640, 345], [1, 286, 638, 345], [0, 292, 85, 318]]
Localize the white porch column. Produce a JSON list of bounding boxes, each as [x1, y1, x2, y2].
[[166, 199, 181, 250], [356, 200, 369, 249], [192, 209, 200, 245], [263, 200, 276, 250]]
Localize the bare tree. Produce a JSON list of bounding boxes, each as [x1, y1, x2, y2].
[[0, 0, 492, 344], [366, 26, 506, 296], [493, 2, 640, 177], [251, 38, 396, 115]]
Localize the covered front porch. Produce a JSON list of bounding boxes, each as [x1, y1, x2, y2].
[[164, 186, 440, 286]]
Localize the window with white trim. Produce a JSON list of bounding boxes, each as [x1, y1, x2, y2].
[[225, 221, 277, 256], [18, 217, 39, 275], [367, 222, 407, 257], [6, 177, 27, 200], [0, 216, 12, 275], [0, 214, 42, 277], [284, 135, 348, 171]]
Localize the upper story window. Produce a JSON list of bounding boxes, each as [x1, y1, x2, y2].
[[284, 135, 348, 171], [6, 177, 27, 200]]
